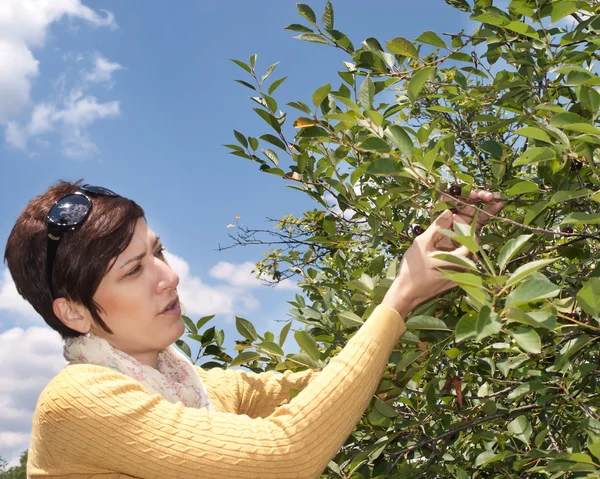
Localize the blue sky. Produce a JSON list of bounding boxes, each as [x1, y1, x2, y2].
[[0, 0, 477, 467]]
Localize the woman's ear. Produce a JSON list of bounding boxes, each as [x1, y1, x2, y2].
[[52, 298, 91, 335]]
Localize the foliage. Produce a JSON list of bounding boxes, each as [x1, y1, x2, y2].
[[179, 0, 600, 477], [0, 451, 27, 479]]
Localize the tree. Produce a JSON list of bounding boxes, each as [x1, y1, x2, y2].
[[0, 451, 27, 479], [176, 0, 600, 476]]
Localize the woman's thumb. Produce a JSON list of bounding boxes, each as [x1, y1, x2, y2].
[[434, 209, 454, 228]]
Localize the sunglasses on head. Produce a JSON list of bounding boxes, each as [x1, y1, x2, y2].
[[46, 184, 120, 300]]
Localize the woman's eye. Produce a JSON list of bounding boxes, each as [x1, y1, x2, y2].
[[126, 247, 167, 277]]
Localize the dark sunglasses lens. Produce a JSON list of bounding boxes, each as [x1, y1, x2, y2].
[[48, 194, 91, 226], [80, 184, 119, 196]]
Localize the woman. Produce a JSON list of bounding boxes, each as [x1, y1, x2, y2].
[[4, 179, 502, 479]]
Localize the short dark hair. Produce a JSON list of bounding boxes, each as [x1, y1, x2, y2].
[[3, 178, 146, 339]]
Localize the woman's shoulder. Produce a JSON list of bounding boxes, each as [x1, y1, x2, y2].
[[35, 364, 146, 414]]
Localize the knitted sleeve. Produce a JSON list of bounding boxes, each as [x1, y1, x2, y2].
[[33, 303, 405, 479], [195, 365, 322, 418]]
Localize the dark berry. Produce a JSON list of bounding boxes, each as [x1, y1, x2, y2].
[[562, 227, 574, 234], [449, 185, 462, 196], [565, 312, 580, 321], [583, 316, 591, 325], [571, 160, 583, 171], [413, 225, 425, 236]]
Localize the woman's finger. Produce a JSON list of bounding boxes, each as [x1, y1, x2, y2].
[[421, 210, 454, 250]]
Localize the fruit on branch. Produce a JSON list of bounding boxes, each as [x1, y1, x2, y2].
[[412, 225, 425, 236], [571, 159, 583, 171], [448, 185, 462, 196], [562, 227, 574, 234]]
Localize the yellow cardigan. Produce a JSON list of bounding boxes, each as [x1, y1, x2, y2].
[[27, 303, 405, 478]]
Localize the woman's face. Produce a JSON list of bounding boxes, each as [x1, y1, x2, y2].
[[85, 217, 184, 367]]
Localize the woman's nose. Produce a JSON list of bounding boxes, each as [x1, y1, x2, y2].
[[157, 258, 179, 291]]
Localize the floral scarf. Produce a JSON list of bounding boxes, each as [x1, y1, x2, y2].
[[63, 332, 215, 411]]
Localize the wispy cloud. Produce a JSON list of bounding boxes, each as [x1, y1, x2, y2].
[[84, 54, 123, 85], [0, 0, 118, 158]]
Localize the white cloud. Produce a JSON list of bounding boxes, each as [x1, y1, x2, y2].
[[0, 0, 115, 122], [0, 268, 38, 319], [5, 89, 120, 158], [84, 54, 122, 84], [208, 260, 299, 290], [0, 326, 65, 468]]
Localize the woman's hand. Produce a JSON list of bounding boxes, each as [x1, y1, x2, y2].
[[382, 189, 504, 318], [382, 209, 472, 318], [436, 189, 504, 252]]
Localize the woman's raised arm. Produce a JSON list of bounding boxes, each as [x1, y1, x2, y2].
[[195, 365, 321, 418]]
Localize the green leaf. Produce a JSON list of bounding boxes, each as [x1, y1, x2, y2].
[[230, 59, 252, 74], [550, 189, 592, 205], [577, 278, 600, 318], [257, 341, 285, 357], [284, 23, 313, 33], [513, 147, 556, 166], [359, 137, 390, 152], [455, 312, 477, 342], [322, 1, 334, 30], [415, 30, 446, 48], [506, 308, 556, 330], [312, 83, 331, 108], [480, 140, 503, 158], [175, 339, 192, 358], [554, 335, 592, 370], [373, 397, 399, 418], [475, 306, 502, 341], [505, 258, 560, 288], [278, 320, 292, 348], [506, 180, 539, 196], [230, 351, 262, 367], [505, 21, 539, 39], [233, 130, 248, 148], [294, 33, 330, 45], [359, 75, 374, 109], [235, 79, 256, 91], [236, 316, 258, 341], [261, 62, 280, 83], [196, 315, 215, 331], [182, 315, 198, 335], [384, 125, 414, 159], [386, 37, 418, 58], [430, 252, 479, 272], [511, 327, 541, 354], [550, 1, 580, 23], [297, 3, 316, 24], [470, 11, 510, 27], [405, 315, 452, 331], [506, 278, 561, 307], [561, 123, 600, 136], [562, 212, 600, 225], [395, 350, 424, 372], [365, 157, 403, 175], [515, 127, 552, 144], [338, 310, 364, 328], [508, 415, 533, 444], [294, 330, 320, 361], [445, 0, 471, 12], [588, 440, 600, 460], [407, 66, 436, 102], [498, 234, 533, 272], [260, 133, 287, 151], [253, 108, 282, 133], [549, 112, 585, 126]]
